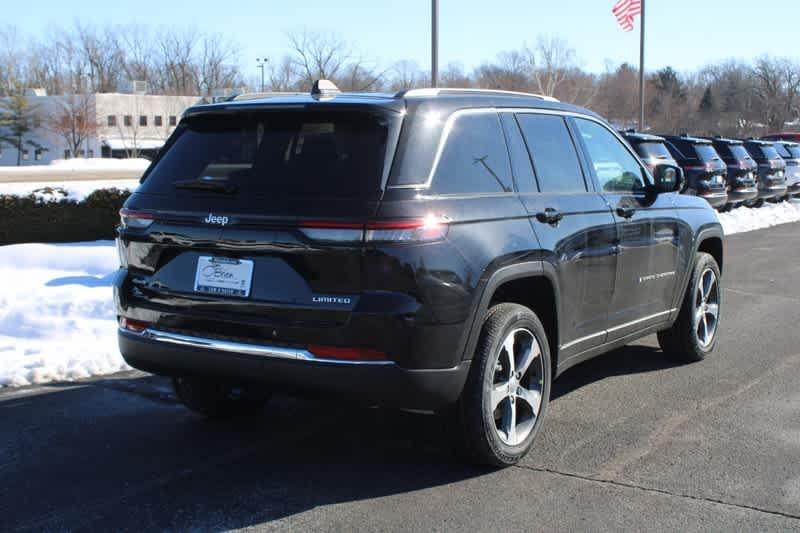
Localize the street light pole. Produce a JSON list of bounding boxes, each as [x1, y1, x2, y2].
[[256, 58, 268, 92], [638, 0, 646, 130], [431, 0, 439, 87]]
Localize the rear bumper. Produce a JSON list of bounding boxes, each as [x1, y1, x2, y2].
[[118, 328, 470, 410], [698, 191, 728, 208], [726, 186, 758, 204], [758, 184, 787, 199]]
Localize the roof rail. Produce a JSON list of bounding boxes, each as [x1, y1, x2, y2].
[[395, 87, 560, 102], [231, 91, 305, 101]]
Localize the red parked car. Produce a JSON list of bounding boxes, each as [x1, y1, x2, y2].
[[761, 132, 800, 143]]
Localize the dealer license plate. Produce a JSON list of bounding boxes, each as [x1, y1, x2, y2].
[[193, 256, 253, 298]]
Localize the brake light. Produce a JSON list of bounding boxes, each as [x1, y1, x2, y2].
[[366, 215, 449, 242], [298, 215, 449, 243], [119, 208, 154, 229], [119, 317, 149, 333], [308, 344, 388, 361]]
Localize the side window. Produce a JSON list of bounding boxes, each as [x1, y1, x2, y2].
[[431, 112, 513, 195], [574, 118, 647, 193], [516, 113, 586, 193]]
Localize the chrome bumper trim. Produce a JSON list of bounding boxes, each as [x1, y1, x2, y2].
[[120, 327, 395, 366]]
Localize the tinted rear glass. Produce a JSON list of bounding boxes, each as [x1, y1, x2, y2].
[[635, 141, 672, 160], [728, 145, 752, 160], [139, 111, 393, 198], [787, 145, 800, 158], [692, 144, 721, 161], [757, 145, 781, 160], [516, 114, 587, 193], [774, 143, 792, 158]]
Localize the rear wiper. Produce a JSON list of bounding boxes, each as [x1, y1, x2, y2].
[[173, 178, 238, 194]]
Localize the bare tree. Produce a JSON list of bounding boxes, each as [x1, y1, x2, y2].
[[389, 60, 425, 92], [45, 94, 99, 157]]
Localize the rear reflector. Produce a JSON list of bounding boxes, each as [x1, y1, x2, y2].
[[308, 344, 388, 361], [119, 317, 149, 333], [299, 215, 449, 243], [119, 208, 154, 229]]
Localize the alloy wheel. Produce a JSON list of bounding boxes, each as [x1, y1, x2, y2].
[[695, 268, 720, 348], [491, 328, 544, 446]]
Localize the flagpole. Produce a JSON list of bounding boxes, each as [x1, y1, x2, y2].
[[638, 0, 645, 130]]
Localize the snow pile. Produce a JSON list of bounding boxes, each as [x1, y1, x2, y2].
[[0, 158, 149, 185], [719, 199, 800, 235], [0, 241, 128, 387], [47, 158, 151, 170], [0, 179, 140, 202]]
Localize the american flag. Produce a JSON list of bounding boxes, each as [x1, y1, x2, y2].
[[612, 0, 642, 32]]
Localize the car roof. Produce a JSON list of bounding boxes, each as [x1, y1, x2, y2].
[[181, 87, 600, 121], [743, 139, 774, 146], [710, 136, 743, 145], [772, 139, 799, 147], [661, 134, 712, 144], [620, 131, 667, 142]]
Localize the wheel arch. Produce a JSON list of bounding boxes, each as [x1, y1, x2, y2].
[[461, 261, 561, 375]]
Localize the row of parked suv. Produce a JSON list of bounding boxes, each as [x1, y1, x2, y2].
[[621, 131, 800, 210]]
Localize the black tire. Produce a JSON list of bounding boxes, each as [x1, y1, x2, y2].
[[658, 252, 722, 363], [172, 376, 270, 418], [751, 198, 765, 208], [447, 303, 551, 467]]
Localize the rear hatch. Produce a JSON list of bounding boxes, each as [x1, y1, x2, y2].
[[118, 107, 403, 333], [724, 143, 758, 187], [774, 142, 800, 183], [689, 142, 727, 194], [632, 140, 676, 171]]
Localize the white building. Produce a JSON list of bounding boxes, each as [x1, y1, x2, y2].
[[0, 90, 199, 166]]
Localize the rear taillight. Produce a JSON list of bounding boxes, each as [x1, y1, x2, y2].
[[119, 208, 154, 230], [308, 344, 388, 361], [119, 317, 149, 333], [299, 215, 449, 244]]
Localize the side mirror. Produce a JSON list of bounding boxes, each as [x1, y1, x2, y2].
[[653, 164, 684, 193]]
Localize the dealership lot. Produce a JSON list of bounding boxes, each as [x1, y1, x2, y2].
[[2, 222, 800, 531]]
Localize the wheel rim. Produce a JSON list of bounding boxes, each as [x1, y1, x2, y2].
[[490, 328, 544, 446], [694, 268, 720, 348]]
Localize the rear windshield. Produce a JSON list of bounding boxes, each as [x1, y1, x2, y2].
[[774, 143, 800, 159], [692, 144, 721, 161], [139, 111, 394, 198], [635, 141, 672, 160], [728, 144, 752, 161], [752, 145, 782, 161]]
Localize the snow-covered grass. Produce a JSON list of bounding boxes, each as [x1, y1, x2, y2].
[[719, 199, 800, 235], [0, 158, 149, 185], [0, 241, 128, 387], [0, 179, 140, 202], [1, 199, 799, 388]]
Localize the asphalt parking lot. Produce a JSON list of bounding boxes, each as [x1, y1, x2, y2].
[[2, 222, 800, 532]]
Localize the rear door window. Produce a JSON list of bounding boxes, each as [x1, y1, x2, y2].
[[516, 114, 587, 193], [139, 111, 394, 198], [430, 112, 513, 194]]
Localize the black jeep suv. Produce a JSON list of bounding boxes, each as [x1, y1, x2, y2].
[[743, 139, 788, 206], [661, 134, 728, 209], [709, 137, 759, 208], [116, 83, 724, 466]]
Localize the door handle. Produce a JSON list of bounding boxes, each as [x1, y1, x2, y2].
[[616, 206, 636, 219], [536, 207, 563, 225]]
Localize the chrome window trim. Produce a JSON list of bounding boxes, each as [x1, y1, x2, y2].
[[559, 309, 676, 350], [121, 327, 396, 366], [387, 107, 651, 191]]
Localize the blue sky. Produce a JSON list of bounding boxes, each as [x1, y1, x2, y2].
[[9, 0, 800, 75]]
